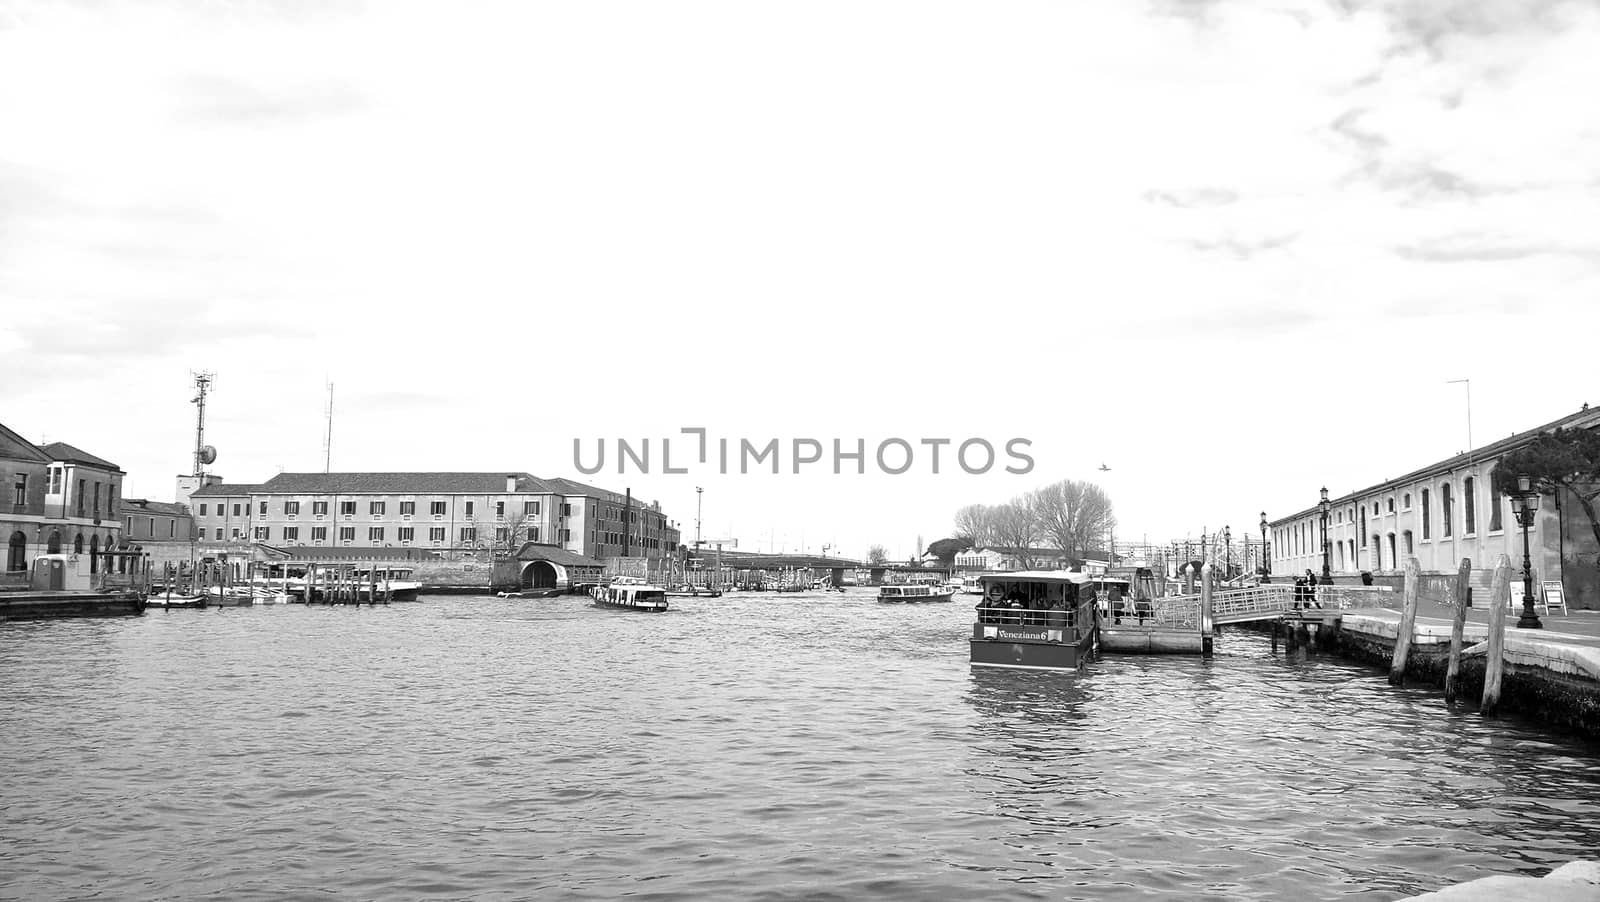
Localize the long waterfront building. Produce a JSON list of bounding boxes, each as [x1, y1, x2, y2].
[[1268, 406, 1600, 610], [181, 472, 681, 565]]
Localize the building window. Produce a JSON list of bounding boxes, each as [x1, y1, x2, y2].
[[400, 501, 415, 516], [429, 527, 445, 542], [525, 501, 538, 516], [460, 527, 476, 543], [562, 503, 572, 517], [496, 527, 509, 543], [369, 527, 384, 541], [74, 533, 84, 554], [431, 501, 447, 516], [528, 526, 539, 541], [1359, 508, 1366, 545], [312, 501, 328, 516], [199, 503, 208, 516], [339, 527, 355, 542], [1421, 489, 1431, 539], [92, 482, 100, 517], [312, 526, 327, 541], [234, 504, 242, 517], [1388, 533, 1397, 567], [495, 501, 505, 519], [78, 479, 86, 515], [398, 527, 414, 542], [559, 528, 571, 542], [1489, 475, 1503, 532], [1441, 483, 1453, 537], [46, 465, 62, 494], [1387, 497, 1395, 514], [465, 501, 475, 518], [259, 501, 267, 515], [1404, 530, 1414, 554], [340, 501, 356, 515], [169, 520, 175, 538], [215, 528, 223, 540], [256, 526, 270, 540], [284, 526, 299, 541], [1463, 477, 1476, 534], [370, 501, 385, 515], [285, 501, 300, 515]]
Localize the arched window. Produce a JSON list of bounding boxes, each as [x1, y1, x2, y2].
[[1421, 489, 1431, 539], [1388, 533, 1397, 568], [1404, 530, 1414, 554], [7, 531, 26, 572], [46, 530, 61, 554], [1373, 535, 1382, 570], [73, 533, 84, 555], [89, 535, 99, 573], [1441, 482, 1453, 537], [1359, 506, 1367, 544], [1464, 477, 1476, 534]]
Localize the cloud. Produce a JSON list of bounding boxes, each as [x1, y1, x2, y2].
[[171, 73, 366, 124], [1186, 232, 1300, 258], [1396, 234, 1600, 264], [1143, 187, 1240, 208]]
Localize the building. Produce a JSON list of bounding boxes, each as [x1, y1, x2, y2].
[[183, 471, 681, 566], [955, 546, 1078, 572], [2, 421, 124, 581], [1268, 406, 1600, 610], [118, 498, 197, 568]]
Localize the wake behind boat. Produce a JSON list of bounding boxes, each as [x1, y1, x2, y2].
[[591, 579, 670, 612]]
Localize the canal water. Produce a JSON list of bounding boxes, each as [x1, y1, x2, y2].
[[3, 589, 1597, 901]]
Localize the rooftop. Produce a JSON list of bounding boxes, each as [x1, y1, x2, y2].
[[38, 441, 122, 472]]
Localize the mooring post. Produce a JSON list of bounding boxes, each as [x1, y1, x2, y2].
[[1445, 557, 1473, 702], [1200, 562, 1214, 659], [1271, 618, 1279, 654], [1388, 557, 1422, 686], [1481, 554, 1511, 716]]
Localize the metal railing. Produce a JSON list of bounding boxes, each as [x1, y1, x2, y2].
[[1150, 583, 1401, 624], [973, 599, 1096, 640]]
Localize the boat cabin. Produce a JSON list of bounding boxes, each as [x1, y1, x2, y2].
[[971, 571, 1099, 671], [878, 584, 954, 603]]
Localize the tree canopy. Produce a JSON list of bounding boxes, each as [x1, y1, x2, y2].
[[1496, 426, 1600, 557]]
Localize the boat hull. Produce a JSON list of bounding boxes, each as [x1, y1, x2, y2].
[[877, 590, 956, 604], [969, 623, 1096, 671]]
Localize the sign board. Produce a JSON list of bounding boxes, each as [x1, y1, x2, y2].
[[982, 625, 1063, 643], [1542, 581, 1565, 613]]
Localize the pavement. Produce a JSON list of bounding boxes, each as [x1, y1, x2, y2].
[[1334, 599, 1600, 681], [1403, 859, 1599, 901]]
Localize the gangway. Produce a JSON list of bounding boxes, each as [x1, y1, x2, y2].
[[1148, 583, 1398, 626]]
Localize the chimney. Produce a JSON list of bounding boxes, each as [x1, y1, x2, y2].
[[505, 475, 517, 493]]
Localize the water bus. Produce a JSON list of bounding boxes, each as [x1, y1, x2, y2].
[[592, 579, 670, 612], [877, 584, 957, 603], [970, 571, 1099, 671]]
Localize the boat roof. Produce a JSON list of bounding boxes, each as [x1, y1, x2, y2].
[[978, 571, 1090, 585]]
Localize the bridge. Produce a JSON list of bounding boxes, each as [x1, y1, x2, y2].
[[1097, 577, 1398, 654]]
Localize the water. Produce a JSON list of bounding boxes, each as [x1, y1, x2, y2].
[[3, 589, 1597, 900]]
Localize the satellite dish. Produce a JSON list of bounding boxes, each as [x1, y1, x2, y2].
[[199, 445, 218, 465]]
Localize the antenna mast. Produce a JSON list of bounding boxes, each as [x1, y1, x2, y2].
[[323, 381, 334, 473], [190, 371, 215, 478]]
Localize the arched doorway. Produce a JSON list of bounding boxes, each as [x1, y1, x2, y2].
[[89, 535, 99, 573], [521, 561, 561, 590], [46, 530, 61, 554], [7, 531, 25, 572], [74, 533, 84, 555]]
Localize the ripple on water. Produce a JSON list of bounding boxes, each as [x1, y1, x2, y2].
[[1, 594, 1598, 900]]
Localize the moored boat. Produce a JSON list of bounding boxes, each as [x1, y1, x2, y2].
[[877, 584, 956, 603], [591, 580, 670, 612], [970, 571, 1098, 671]]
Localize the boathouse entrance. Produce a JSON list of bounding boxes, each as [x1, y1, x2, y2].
[[521, 561, 561, 590]]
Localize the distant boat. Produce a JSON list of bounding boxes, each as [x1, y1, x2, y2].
[[591, 580, 669, 612], [877, 584, 956, 603]]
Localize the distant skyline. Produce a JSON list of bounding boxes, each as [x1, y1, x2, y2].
[[4, 1, 1598, 561]]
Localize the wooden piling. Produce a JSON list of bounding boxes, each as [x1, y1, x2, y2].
[[1199, 563, 1214, 659], [1270, 619, 1279, 654], [1445, 558, 1472, 703], [1481, 554, 1511, 716], [1388, 557, 1421, 686]]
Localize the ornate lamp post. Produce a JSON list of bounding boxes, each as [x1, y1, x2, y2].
[[1318, 486, 1332, 585], [1511, 474, 1543, 629], [1223, 525, 1232, 579], [1260, 511, 1270, 582]]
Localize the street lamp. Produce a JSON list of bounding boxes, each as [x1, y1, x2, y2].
[[1511, 474, 1543, 629], [1318, 486, 1332, 585], [1260, 511, 1270, 582], [1223, 525, 1232, 579]]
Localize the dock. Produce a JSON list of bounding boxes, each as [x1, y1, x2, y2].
[[0, 589, 145, 621]]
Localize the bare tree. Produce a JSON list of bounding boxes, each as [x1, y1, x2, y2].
[[990, 497, 1043, 568], [953, 503, 996, 548], [1030, 479, 1116, 558], [868, 544, 889, 565]]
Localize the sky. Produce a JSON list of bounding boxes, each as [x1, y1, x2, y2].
[[2, 0, 1598, 562]]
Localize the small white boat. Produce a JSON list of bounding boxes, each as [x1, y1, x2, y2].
[[961, 576, 984, 595], [205, 586, 290, 605], [877, 584, 956, 604], [350, 567, 423, 601], [591, 580, 670, 612]]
